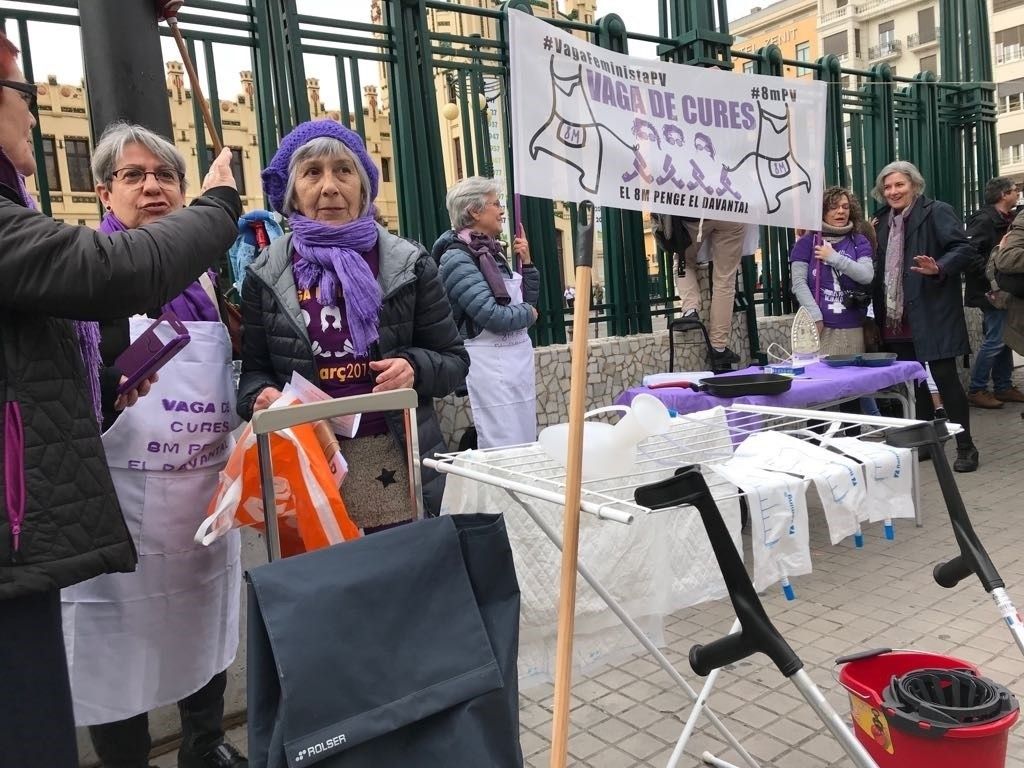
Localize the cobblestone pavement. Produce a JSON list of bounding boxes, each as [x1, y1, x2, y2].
[[153, 401, 1024, 767]]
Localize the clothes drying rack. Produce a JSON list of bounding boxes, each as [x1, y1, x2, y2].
[[426, 404, 934, 768]]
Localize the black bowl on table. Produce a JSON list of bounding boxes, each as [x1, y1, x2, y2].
[[822, 354, 861, 367], [859, 352, 897, 367]]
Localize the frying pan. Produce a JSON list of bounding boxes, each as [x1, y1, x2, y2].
[[648, 372, 792, 397]]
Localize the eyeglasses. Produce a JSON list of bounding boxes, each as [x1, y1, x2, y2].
[[111, 166, 182, 188], [0, 80, 36, 110]]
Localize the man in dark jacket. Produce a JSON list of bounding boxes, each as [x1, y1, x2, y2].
[[964, 176, 1024, 408]]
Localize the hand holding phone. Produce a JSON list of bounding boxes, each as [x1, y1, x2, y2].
[[114, 312, 190, 396]]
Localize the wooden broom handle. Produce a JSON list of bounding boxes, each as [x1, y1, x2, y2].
[[167, 17, 223, 155], [548, 263, 593, 768]]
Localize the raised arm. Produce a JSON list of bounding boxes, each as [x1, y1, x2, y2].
[[0, 187, 240, 319]]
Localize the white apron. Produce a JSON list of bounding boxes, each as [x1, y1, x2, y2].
[[464, 272, 538, 449], [62, 318, 242, 726]]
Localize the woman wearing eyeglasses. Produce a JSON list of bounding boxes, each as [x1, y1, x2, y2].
[[0, 33, 242, 768], [59, 122, 247, 768]]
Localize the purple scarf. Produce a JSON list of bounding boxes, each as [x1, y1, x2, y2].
[[99, 212, 220, 323], [14, 174, 104, 424], [289, 213, 382, 356], [457, 229, 511, 305]]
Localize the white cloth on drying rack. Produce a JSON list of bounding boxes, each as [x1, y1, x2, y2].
[[440, 407, 742, 687], [731, 431, 866, 545], [827, 438, 915, 522], [708, 459, 812, 593]]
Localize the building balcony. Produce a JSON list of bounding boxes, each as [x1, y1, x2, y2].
[[907, 28, 940, 50], [854, 0, 917, 20], [821, 4, 855, 26], [868, 39, 903, 61]]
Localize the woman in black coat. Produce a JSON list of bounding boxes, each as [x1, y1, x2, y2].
[[871, 160, 978, 471], [0, 33, 242, 767]]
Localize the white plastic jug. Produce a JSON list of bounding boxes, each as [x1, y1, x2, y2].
[[538, 394, 674, 481]]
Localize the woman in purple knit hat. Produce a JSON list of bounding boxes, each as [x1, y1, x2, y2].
[[238, 120, 468, 523]]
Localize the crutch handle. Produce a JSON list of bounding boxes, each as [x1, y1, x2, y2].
[[689, 632, 748, 677], [933, 554, 975, 589], [636, 467, 803, 678]]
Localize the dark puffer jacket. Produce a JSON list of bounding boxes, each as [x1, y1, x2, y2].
[[964, 204, 1015, 310], [237, 228, 469, 516], [433, 229, 540, 339], [0, 184, 242, 600]]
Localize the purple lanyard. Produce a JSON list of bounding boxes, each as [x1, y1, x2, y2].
[[4, 400, 25, 559]]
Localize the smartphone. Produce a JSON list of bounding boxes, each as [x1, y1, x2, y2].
[[114, 312, 190, 395]]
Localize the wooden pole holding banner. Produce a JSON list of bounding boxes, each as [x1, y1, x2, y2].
[[549, 201, 595, 768], [154, 0, 224, 155]]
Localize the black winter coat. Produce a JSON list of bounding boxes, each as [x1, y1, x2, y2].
[[237, 228, 469, 516], [872, 196, 973, 362], [0, 184, 242, 600], [964, 204, 1014, 310]]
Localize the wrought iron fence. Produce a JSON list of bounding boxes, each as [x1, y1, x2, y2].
[[0, 0, 997, 354]]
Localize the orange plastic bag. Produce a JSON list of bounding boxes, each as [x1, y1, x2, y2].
[[196, 395, 360, 557]]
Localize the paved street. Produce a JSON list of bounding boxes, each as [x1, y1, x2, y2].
[[152, 401, 1024, 767]]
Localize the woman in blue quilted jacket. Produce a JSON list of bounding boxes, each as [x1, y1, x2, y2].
[[434, 177, 540, 448]]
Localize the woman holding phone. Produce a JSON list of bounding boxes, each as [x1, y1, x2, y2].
[[434, 176, 540, 448], [60, 123, 246, 768], [789, 186, 876, 355], [0, 33, 241, 768]]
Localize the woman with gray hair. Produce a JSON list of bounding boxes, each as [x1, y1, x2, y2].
[[871, 159, 978, 471], [432, 176, 540, 448], [240, 120, 468, 521], [62, 121, 246, 768]]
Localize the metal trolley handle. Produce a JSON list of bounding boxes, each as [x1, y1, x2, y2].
[[883, 420, 1003, 592], [635, 466, 803, 678], [250, 388, 423, 562]]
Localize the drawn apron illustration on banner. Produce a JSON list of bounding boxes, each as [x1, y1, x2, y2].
[[464, 272, 537, 449], [62, 318, 241, 726]]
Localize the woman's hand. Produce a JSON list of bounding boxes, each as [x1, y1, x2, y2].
[[513, 236, 532, 265], [253, 386, 283, 412], [813, 242, 835, 261], [370, 358, 414, 392], [910, 254, 940, 275], [114, 373, 159, 411], [201, 147, 238, 193]]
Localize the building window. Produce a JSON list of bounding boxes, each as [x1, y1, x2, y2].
[[41, 136, 61, 191], [205, 147, 246, 195], [917, 7, 936, 44], [994, 0, 1024, 13], [996, 26, 1024, 64], [381, 157, 391, 183], [920, 54, 937, 76], [742, 60, 754, 74], [795, 42, 811, 76], [999, 78, 1024, 114], [65, 138, 92, 192], [453, 137, 463, 180], [878, 20, 895, 45], [823, 31, 848, 58], [1000, 129, 1024, 166]]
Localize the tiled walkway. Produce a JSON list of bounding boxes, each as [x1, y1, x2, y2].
[[151, 402, 1024, 767]]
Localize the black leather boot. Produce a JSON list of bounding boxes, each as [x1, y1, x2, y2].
[[177, 672, 247, 768], [953, 443, 980, 472]]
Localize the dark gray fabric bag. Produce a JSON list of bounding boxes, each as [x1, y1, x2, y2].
[[247, 513, 522, 767]]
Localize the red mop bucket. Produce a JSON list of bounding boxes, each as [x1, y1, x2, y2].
[[837, 649, 1019, 768]]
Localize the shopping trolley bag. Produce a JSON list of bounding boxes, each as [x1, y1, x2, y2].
[[246, 513, 523, 768]]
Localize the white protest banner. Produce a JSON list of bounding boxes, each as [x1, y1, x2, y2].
[[508, 9, 828, 230]]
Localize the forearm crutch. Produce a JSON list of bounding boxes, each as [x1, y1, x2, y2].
[[635, 467, 880, 768], [884, 420, 1024, 655]]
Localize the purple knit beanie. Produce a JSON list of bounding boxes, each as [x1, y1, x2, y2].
[[261, 119, 380, 214]]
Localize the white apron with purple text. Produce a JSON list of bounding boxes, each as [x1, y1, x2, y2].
[[62, 318, 241, 725], [464, 272, 538, 448]]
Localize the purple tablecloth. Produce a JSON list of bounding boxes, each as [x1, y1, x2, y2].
[[616, 361, 926, 415]]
